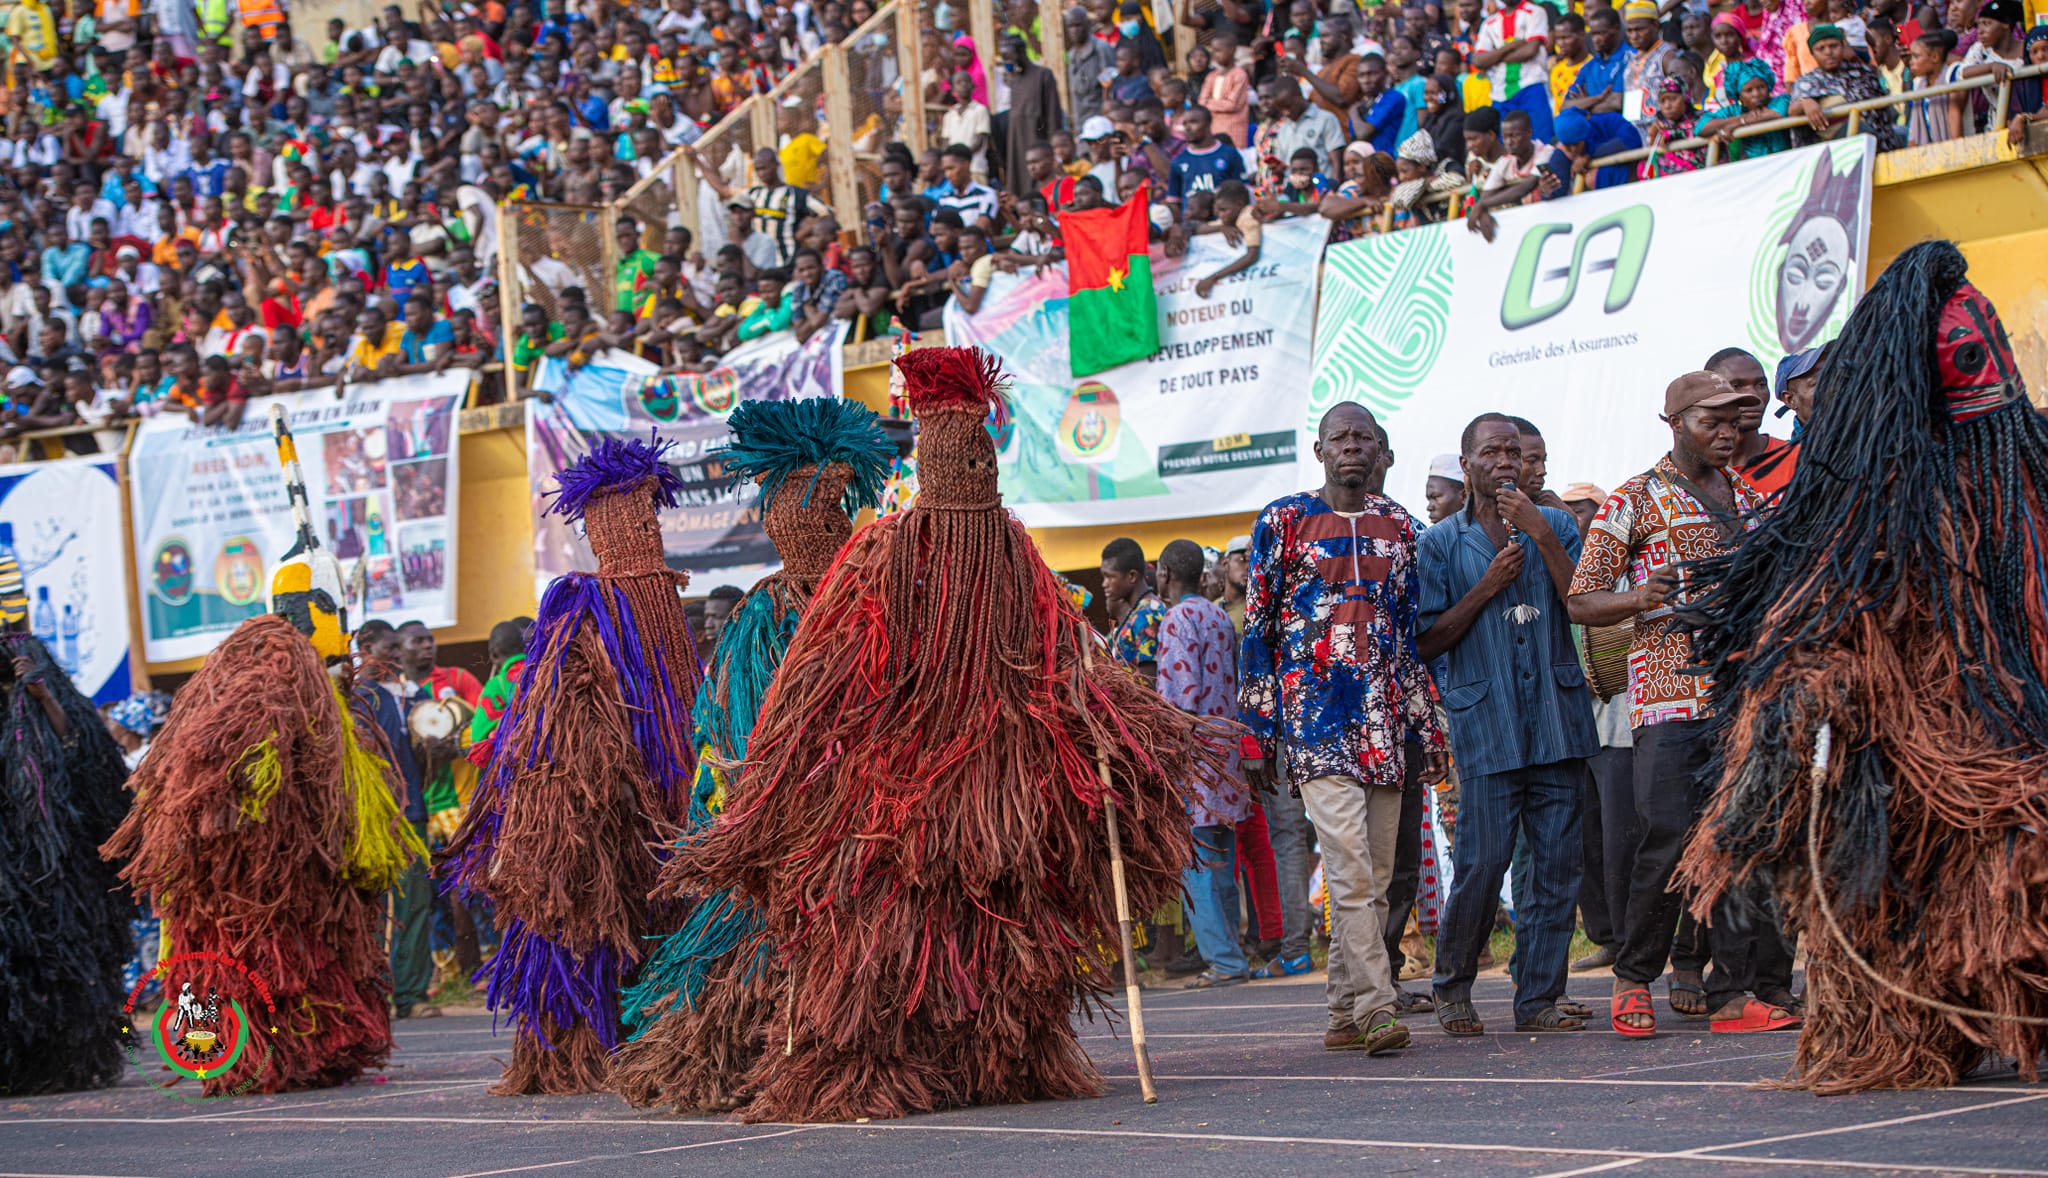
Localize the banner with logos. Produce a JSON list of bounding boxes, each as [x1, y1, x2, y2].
[[0, 455, 132, 703], [526, 325, 845, 597], [1314, 140, 1871, 513], [945, 218, 1331, 529], [130, 373, 471, 663]]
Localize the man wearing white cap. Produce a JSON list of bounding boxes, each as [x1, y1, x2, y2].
[[1425, 453, 1465, 523], [1077, 115, 1123, 198]]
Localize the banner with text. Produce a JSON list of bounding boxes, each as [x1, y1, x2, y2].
[[946, 218, 1330, 529], [526, 325, 844, 597], [1314, 140, 1871, 513], [130, 373, 470, 663], [0, 456, 132, 703]]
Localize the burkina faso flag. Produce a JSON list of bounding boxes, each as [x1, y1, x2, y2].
[[1064, 183, 1160, 377]]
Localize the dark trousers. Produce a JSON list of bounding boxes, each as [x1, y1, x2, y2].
[[1434, 759, 1585, 1022], [1578, 762, 1617, 948], [390, 821, 435, 1011], [1615, 720, 1772, 1011], [1589, 744, 1638, 937], [1383, 741, 1426, 977]]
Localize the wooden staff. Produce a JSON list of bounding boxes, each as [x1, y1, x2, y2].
[[1080, 640, 1159, 1103]]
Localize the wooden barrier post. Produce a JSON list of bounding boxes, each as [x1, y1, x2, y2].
[[1039, 0, 1070, 127], [898, 1, 930, 152], [822, 43, 864, 229]]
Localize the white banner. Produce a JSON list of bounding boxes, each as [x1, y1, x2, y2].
[[0, 455, 132, 704], [526, 328, 844, 599], [130, 373, 471, 663], [946, 218, 1331, 529], [1313, 140, 1872, 513]]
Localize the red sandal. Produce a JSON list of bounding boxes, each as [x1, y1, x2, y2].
[[1710, 998, 1803, 1034], [1611, 987, 1656, 1037]]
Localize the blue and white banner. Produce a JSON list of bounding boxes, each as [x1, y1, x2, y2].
[[129, 372, 472, 663], [527, 325, 845, 596], [0, 455, 132, 704]]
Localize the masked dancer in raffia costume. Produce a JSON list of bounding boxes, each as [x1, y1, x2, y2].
[[441, 435, 700, 1095], [612, 395, 894, 1112], [0, 557, 135, 1095], [104, 406, 423, 1094], [1677, 240, 2048, 1093], [660, 347, 1222, 1122]]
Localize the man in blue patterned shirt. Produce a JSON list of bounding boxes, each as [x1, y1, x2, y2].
[[1418, 414, 1596, 1037], [1102, 537, 1167, 683], [1240, 403, 1448, 1055]]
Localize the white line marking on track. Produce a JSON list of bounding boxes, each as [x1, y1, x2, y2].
[[7, 1112, 2048, 1174], [1531, 1160, 1646, 1178], [1578, 1050, 1796, 1078], [439, 1127, 815, 1177], [180, 1079, 495, 1119], [1685, 1090, 2048, 1156], [0, 1171, 164, 1178]]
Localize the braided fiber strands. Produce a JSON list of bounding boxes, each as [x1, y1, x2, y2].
[[660, 348, 1218, 1123], [611, 540, 820, 1111], [1677, 241, 2048, 1093], [102, 615, 422, 1094], [615, 406, 893, 1112], [441, 435, 700, 1096], [0, 635, 136, 1095]]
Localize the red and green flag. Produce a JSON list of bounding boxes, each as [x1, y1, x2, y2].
[[1064, 184, 1159, 377]]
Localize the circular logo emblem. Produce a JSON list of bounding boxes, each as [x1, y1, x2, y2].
[[151, 539, 194, 606], [692, 368, 740, 417], [214, 537, 265, 607], [1058, 380, 1121, 462], [123, 951, 278, 1101], [630, 374, 682, 422]]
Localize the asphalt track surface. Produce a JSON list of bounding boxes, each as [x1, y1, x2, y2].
[[5, 973, 2045, 1177]]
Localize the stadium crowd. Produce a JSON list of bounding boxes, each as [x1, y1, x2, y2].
[[0, 0, 2040, 445]]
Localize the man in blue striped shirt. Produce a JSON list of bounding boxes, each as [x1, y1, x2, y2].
[[1417, 413, 1596, 1037]]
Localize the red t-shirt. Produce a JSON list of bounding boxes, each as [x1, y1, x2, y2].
[[1738, 434, 1798, 500], [429, 665, 484, 706]]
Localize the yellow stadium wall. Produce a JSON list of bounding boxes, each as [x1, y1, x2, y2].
[[139, 143, 2048, 679]]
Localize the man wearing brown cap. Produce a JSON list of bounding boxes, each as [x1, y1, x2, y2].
[[1566, 372, 1800, 1038]]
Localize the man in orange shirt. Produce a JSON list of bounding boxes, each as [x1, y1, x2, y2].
[[1708, 346, 1798, 500]]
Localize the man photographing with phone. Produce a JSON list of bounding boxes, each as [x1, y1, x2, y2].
[[1567, 372, 1799, 1039]]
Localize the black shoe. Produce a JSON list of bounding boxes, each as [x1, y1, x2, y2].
[[1162, 955, 1209, 978]]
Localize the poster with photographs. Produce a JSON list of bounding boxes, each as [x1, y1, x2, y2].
[[129, 371, 470, 662]]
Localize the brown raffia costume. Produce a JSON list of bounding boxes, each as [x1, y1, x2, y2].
[[612, 396, 894, 1114], [658, 347, 1220, 1122], [441, 435, 701, 1095], [1677, 241, 2048, 1093]]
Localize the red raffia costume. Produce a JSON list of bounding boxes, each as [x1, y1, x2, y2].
[[441, 436, 700, 1095], [104, 408, 423, 1094], [1678, 241, 2048, 1093], [664, 347, 1219, 1122]]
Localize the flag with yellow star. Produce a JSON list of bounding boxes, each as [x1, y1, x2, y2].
[[1063, 182, 1160, 377]]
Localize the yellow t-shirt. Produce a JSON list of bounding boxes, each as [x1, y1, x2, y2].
[[1461, 72, 1493, 114], [6, 0, 58, 71], [1549, 56, 1586, 112], [349, 321, 406, 371], [779, 133, 826, 189]]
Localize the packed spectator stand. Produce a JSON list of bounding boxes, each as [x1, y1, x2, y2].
[[0, 0, 2041, 451]]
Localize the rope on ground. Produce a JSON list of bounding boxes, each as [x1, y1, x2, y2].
[[1806, 723, 2048, 1026]]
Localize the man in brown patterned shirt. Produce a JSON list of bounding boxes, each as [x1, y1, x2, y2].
[[1567, 371, 1798, 1039]]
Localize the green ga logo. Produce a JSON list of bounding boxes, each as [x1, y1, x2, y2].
[[1500, 207, 1655, 331]]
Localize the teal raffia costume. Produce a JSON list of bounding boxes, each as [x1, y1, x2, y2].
[[612, 396, 892, 1112]]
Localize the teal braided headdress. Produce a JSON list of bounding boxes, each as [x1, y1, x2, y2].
[[720, 397, 894, 516]]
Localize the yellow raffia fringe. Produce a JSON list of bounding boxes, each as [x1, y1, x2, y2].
[[330, 681, 427, 890], [234, 738, 283, 822]]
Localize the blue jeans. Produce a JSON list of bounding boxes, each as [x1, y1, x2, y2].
[[1184, 824, 1248, 977], [1433, 759, 1584, 1023]]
